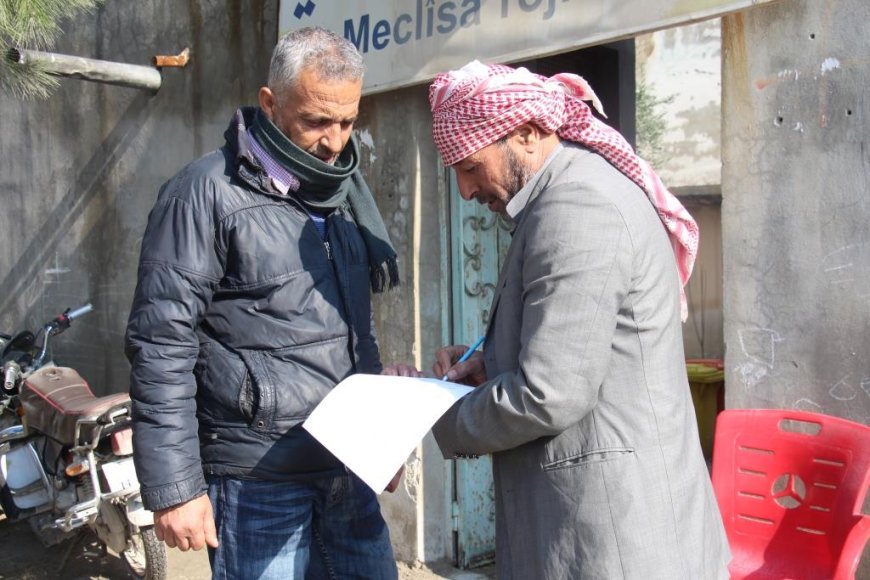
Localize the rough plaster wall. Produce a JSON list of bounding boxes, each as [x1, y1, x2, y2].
[[722, 0, 869, 424], [0, 1, 433, 564], [0, 0, 276, 395], [682, 203, 724, 359], [636, 20, 722, 188], [358, 86, 452, 564], [637, 23, 724, 359]]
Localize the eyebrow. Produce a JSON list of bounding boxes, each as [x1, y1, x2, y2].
[[302, 110, 358, 124]]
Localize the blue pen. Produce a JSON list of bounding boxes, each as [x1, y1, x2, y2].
[[441, 335, 485, 381]]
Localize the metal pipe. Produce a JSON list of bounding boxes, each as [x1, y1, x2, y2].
[[6, 48, 162, 92], [0, 424, 26, 444], [31, 321, 56, 370]]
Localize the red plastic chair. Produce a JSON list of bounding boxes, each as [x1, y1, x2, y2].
[[711, 409, 870, 579]]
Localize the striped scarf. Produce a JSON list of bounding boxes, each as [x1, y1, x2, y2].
[[429, 60, 697, 320]]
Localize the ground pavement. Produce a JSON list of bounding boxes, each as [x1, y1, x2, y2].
[[0, 514, 494, 579]]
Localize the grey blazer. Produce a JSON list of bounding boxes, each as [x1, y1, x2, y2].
[[434, 144, 731, 579]]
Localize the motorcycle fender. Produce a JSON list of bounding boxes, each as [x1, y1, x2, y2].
[[126, 498, 155, 528]]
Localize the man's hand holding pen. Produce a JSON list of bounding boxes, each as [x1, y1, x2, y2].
[[433, 344, 488, 386], [380, 338, 487, 493], [383, 334, 486, 385]]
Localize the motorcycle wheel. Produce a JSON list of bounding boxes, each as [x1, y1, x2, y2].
[[121, 526, 167, 580]]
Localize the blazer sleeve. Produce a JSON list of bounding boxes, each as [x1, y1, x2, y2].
[[433, 181, 633, 456], [125, 177, 224, 511]]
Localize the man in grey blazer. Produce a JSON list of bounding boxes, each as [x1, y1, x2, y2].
[[428, 61, 731, 579]]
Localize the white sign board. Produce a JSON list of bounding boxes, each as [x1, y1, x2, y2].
[[279, 0, 780, 94]]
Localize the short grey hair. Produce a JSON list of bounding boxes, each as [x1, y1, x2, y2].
[[268, 27, 365, 96]]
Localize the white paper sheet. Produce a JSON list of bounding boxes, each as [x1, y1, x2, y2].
[[302, 374, 473, 493]]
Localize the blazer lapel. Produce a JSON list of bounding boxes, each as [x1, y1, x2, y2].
[[484, 146, 574, 338]]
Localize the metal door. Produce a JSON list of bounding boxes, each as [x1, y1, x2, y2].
[[448, 171, 511, 568]]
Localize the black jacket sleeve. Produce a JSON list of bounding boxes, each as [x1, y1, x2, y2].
[[125, 174, 224, 511]]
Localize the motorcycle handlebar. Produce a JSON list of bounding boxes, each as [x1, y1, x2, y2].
[[2, 361, 20, 394], [65, 304, 93, 321], [31, 302, 94, 370]]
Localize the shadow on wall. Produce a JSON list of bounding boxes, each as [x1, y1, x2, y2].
[[0, 90, 157, 316]]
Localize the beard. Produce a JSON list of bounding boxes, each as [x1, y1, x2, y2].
[[498, 140, 533, 202]]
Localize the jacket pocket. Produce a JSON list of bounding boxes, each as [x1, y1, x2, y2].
[[264, 337, 351, 423], [542, 447, 634, 472], [193, 340, 211, 381], [195, 338, 250, 424], [238, 350, 272, 433], [237, 371, 255, 422]]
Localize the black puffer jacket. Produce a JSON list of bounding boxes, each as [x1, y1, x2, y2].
[[125, 109, 382, 511]]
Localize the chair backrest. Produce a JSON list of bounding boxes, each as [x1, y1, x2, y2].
[[711, 409, 870, 579]]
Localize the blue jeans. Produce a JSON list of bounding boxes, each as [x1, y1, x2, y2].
[[206, 473, 397, 579]]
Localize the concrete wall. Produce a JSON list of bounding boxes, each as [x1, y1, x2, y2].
[[0, 0, 278, 396], [636, 21, 722, 189], [637, 22, 724, 359], [0, 1, 443, 565], [358, 86, 453, 563], [722, 0, 869, 423], [682, 201, 725, 359], [13, 0, 867, 570]]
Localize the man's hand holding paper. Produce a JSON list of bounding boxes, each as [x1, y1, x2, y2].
[[380, 364, 423, 493], [302, 373, 472, 494]]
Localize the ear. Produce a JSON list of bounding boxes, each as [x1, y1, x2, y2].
[[258, 86, 276, 120], [512, 123, 540, 152]]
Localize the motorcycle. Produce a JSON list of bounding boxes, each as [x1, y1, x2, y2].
[[0, 304, 167, 579]]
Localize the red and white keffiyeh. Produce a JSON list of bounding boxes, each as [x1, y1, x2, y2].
[[429, 60, 698, 320]]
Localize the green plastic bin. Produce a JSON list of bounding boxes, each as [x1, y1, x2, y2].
[[685, 359, 725, 460]]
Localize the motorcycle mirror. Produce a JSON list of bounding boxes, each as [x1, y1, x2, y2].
[[1, 331, 36, 358]]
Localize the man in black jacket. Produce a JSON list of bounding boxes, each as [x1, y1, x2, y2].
[[126, 27, 401, 579]]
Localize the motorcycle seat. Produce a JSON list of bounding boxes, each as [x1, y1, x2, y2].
[[20, 366, 131, 445]]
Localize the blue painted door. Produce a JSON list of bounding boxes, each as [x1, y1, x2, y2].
[[448, 171, 512, 568]]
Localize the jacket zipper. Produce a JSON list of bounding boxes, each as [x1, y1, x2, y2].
[[280, 194, 333, 262], [325, 212, 357, 372]]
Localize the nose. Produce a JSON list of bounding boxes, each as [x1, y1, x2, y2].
[[320, 123, 345, 155], [454, 171, 478, 201]]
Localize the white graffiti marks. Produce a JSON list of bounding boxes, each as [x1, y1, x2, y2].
[[736, 328, 783, 394], [823, 241, 870, 295], [828, 376, 854, 401]]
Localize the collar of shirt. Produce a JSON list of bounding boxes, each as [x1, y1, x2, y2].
[[505, 142, 564, 220], [246, 128, 301, 195]]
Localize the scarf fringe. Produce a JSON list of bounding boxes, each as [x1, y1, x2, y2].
[[371, 258, 400, 293], [387, 257, 400, 289]]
